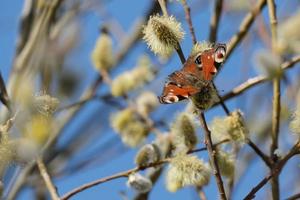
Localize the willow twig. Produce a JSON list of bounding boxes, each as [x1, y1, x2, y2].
[[60, 142, 227, 200], [267, 1, 280, 198], [199, 112, 227, 200], [246, 138, 272, 167], [216, 55, 300, 105], [226, 0, 266, 59], [209, 0, 223, 43], [243, 141, 300, 200], [181, 0, 197, 44], [285, 193, 300, 200], [36, 157, 60, 200]]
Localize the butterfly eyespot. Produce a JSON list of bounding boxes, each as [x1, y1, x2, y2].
[[164, 95, 179, 103], [214, 47, 226, 63], [194, 55, 203, 70], [195, 55, 202, 65]]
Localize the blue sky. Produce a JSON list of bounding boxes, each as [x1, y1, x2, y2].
[[1, 0, 300, 200]]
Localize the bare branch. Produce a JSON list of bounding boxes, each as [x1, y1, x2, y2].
[[36, 157, 60, 200], [209, 0, 223, 43], [181, 0, 197, 44], [199, 112, 227, 200], [60, 142, 227, 200], [267, 1, 280, 198], [243, 141, 300, 200], [226, 0, 267, 59], [219, 55, 300, 104]]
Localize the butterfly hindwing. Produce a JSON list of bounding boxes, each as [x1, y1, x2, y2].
[[159, 71, 199, 104]]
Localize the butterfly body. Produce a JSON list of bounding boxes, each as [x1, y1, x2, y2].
[[159, 43, 226, 104]]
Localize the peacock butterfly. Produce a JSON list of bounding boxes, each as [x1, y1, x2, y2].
[[158, 43, 226, 104]]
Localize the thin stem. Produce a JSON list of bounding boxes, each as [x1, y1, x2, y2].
[[246, 138, 272, 167], [267, 0, 280, 199], [176, 44, 186, 63], [181, 0, 197, 44], [209, 0, 223, 43], [212, 83, 230, 116], [196, 186, 207, 200], [199, 112, 227, 200], [285, 193, 300, 200], [36, 157, 60, 200], [243, 173, 273, 200], [157, 0, 168, 16]]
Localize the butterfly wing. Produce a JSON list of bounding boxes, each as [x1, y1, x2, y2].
[[200, 49, 217, 81], [158, 43, 227, 104], [158, 71, 199, 104]]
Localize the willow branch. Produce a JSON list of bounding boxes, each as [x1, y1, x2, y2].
[[209, 0, 223, 43], [267, 0, 280, 198], [246, 138, 272, 167], [6, 3, 162, 198], [36, 157, 60, 200], [199, 112, 227, 200], [243, 141, 300, 200], [285, 193, 300, 200], [226, 0, 266, 59], [181, 0, 197, 44], [217, 55, 300, 105], [60, 142, 228, 200]]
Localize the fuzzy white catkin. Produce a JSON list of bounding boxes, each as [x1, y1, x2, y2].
[[166, 155, 211, 192], [143, 14, 184, 58], [91, 33, 114, 71], [210, 110, 248, 143], [111, 56, 154, 97], [135, 143, 161, 167], [111, 108, 150, 147], [171, 113, 197, 153], [127, 173, 152, 193], [136, 91, 159, 116], [255, 49, 282, 79], [289, 91, 300, 134]]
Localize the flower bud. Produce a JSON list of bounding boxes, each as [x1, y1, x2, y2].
[[135, 143, 161, 167], [91, 30, 114, 72], [127, 173, 152, 193]]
